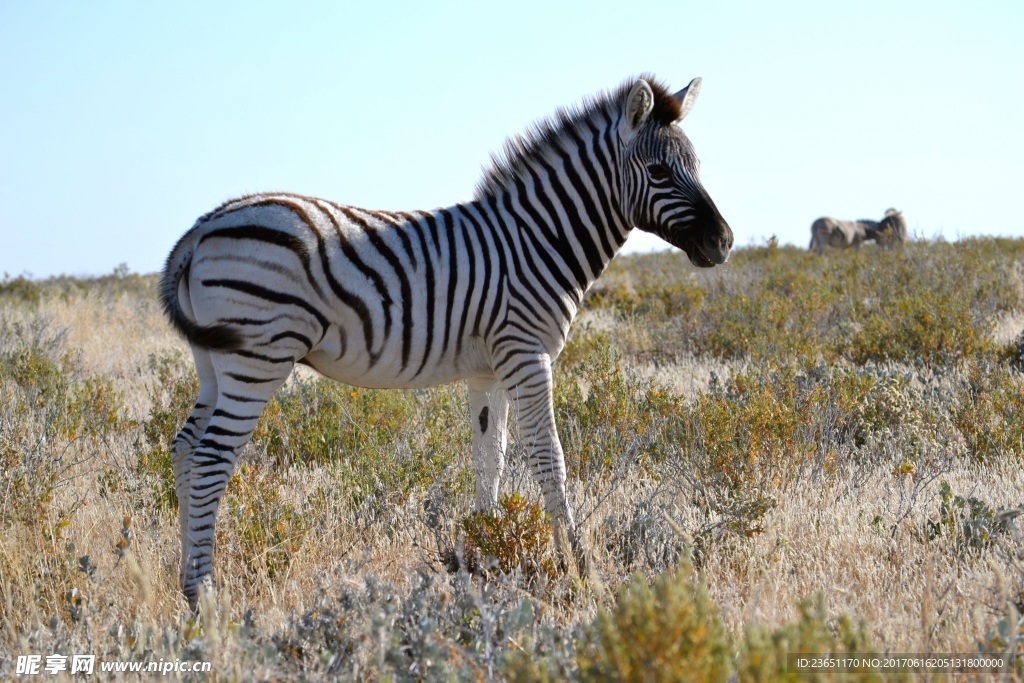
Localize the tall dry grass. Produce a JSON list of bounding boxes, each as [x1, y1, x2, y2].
[[2, 241, 1024, 680]]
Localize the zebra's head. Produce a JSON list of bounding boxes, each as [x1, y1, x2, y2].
[[619, 77, 733, 267]]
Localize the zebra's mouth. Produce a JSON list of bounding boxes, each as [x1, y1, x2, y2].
[[684, 241, 717, 268]]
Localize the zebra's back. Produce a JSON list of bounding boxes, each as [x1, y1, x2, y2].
[[172, 192, 508, 389]]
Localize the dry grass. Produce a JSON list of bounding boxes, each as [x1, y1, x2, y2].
[[3, 242, 1024, 680], [702, 459, 1024, 648]]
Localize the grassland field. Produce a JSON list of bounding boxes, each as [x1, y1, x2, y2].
[[2, 237, 1024, 681]]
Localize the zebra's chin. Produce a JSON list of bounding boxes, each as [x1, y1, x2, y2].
[[682, 240, 721, 268], [688, 252, 716, 268], [655, 213, 732, 267]]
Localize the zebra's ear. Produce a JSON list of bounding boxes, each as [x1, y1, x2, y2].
[[672, 77, 702, 121], [623, 79, 655, 135]]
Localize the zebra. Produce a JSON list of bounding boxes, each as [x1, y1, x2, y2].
[[809, 208, 905, 255], [160, 74, 733, 607], [874, 208, 907, 248]]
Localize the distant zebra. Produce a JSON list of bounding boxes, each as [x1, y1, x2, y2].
[[161, 74, 733, 607], [809, 208, 905, 255]]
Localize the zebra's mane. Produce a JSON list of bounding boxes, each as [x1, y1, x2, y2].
[[474, 74, 681, 199]]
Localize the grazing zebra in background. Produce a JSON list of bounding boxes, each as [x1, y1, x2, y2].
[[874, 208, 907, 248], [809, 208, 905, 255], [161, 74, 733, 607]]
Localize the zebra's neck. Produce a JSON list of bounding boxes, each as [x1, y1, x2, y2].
[[470, 106, 632, 304]]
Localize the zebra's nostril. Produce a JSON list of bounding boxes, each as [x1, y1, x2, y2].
[[702, 229, 732, 263]]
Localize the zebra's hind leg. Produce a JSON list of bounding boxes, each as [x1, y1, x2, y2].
[[467, 379, 510, 512], [171, 346, 219, 592], [500, 353, 587, 575], [179, 353, 294, 609]]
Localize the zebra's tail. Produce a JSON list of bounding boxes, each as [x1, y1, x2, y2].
[[160, 230, 244, 351]]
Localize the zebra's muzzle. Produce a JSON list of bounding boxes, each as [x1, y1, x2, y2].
[[684, 239, 728, 268], [686, 242, 716, 268], [677, 195, 732, 267]]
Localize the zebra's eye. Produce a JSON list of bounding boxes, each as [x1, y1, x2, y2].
[[647, 163, 672, 180]]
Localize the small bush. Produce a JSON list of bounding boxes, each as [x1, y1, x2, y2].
[[280, 571, 546, 680], [2, 328, 128, 442], [676, 363, 860, 490], [585, 275, 706, 319], [695, 267, 838, 361], [738, 595, 907, 682], [691, 490, 777, 568], [925, 481, 1023, 553], [850, 291, 994, 364], [254, 378, 414, 467], [0, 266, 157, 303], [461, 493, 557, 583], [668, 361, 966, 494], [254, 377, 470, 510], [220, 463, 307, 579], [952, 359, 1024, 462], [603, 501, 690, 572], [978, 610, 1024, 674], [577, 563, 730, 682], [595, 239, 1022, 366], [555, 335, 680, 478], [0, 317, 129, 526], [139, 352, 198, 512]]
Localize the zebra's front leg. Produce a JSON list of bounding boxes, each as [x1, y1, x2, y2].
[[467, 379, 510, 512], [501, 353, 585, 572]]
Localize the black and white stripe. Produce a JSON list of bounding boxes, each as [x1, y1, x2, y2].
[[161, 74, 732, 606]]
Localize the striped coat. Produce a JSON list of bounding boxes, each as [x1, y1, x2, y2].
[[161, 74, 732, 606]]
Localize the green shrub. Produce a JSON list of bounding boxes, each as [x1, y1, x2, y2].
[[555, 334, 680, 478], [695, 266, 839, 361], [556, 328, 616, 371], [978, 610, 1024, 674], [952, 359, 1024, 462], [0, 317, 135, 623], [850, 291, 994, 364], [2, 336, 128, 441], [220, 463, 307, 579], [139, 352, 198, 512], [585, 274, 706, 320], [676, 363, 858, 490], [845, 243, 1012, 364], [738, 595, 906, 682], [925, 481, 1023, 553], [253, 377, 470, 508], [0, 273, 44, 304], [602, 502, 691, 572], [0, 266, 158, 303], [1, 319, 130, 526], [590, 239, 1022, 366], [461, 493, 557, 583], [690, 491, 778, 568], [669, 361, 967, 493], [577, 563, 730, 682], [254, 377, 414, 467]]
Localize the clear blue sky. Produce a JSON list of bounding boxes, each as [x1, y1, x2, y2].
[[1, 1, 1021, 278]]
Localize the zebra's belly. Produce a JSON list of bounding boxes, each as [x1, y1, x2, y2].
[[301, 332, 496, 390]]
